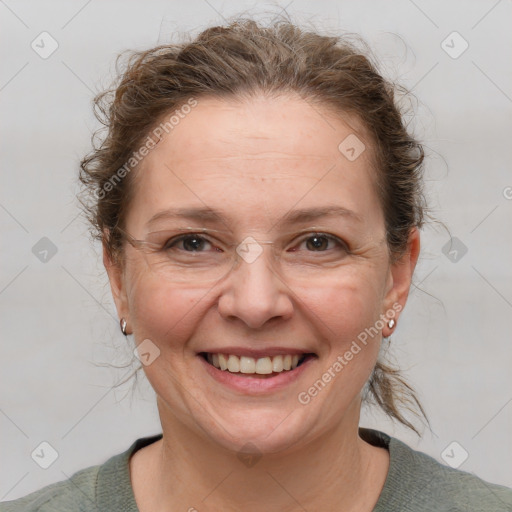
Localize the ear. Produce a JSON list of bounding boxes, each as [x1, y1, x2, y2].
[[382, 227, 420, 336], [102, 232, 130, 332]]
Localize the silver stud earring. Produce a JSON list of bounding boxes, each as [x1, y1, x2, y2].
[[120, 318, 128, 336], [387, 318, 396, 329]]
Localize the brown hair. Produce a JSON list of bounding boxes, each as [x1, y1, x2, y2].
[[79, 16, 430, 436]]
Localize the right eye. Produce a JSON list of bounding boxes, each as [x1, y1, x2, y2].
[[164, 234, 216, 252]]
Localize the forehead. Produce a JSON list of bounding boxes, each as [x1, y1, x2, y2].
[[126, 93, 382, 231], [158, 93, 373, 164]]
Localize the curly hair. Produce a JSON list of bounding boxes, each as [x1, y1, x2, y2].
[[79, 16, 430, 436]]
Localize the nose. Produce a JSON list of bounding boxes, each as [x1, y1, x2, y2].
[[216, 244, 294, 329]]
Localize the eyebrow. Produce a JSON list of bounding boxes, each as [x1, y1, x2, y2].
[[146, 205, 363, 228]]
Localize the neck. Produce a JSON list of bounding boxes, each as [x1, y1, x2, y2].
[[132, 397, 389, 512]]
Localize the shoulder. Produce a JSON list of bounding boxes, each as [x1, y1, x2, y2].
[[388, 435, 512, 511], [0, 465, 100, 512], [361, 428, 512, 512], [0, 434, 163, 512], [405, 444, 511, 510]]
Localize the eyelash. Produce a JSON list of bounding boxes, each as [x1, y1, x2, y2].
[[163, 232, 349, 253]]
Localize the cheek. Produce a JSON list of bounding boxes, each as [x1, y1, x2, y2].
[[301, 277, 384, 407], [127, 271, 206, 352], [300, 266, 386, 343]]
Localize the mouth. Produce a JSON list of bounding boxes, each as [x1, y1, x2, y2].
[[199, 352, 317, 378]]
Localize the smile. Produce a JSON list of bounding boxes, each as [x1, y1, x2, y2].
[[203, 352, 313, 374], [198, 347, 318, 393]]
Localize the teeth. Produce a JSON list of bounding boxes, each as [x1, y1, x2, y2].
[[272, 355, 284, 372], [206, 353, 305, 374], [227, 355, 240, 372], [255, 357, 273, 374], [218, 354, 228, 371], [240, 356, 255, 374]]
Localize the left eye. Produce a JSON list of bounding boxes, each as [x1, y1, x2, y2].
[[295, 234, 347, 252]]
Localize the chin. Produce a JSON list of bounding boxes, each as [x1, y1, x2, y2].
[[197, 405, 319, 455]]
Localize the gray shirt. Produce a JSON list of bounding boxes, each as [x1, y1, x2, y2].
[[1, 428, 511, 511]]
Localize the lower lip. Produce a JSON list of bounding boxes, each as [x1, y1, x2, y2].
[[199, 355, 316, 394]]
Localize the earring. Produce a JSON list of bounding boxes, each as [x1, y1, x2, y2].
[[387, 318, 396, 329], [120, 318, 128, 336]]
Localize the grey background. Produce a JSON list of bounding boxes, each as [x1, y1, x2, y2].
[[1, 0, 511, 501]]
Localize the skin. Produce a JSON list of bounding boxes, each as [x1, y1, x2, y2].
[[104, 92, 420, 511]]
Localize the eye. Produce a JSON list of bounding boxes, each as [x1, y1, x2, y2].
[[294, 233, 348, 252], [164, 234, 216, 252]]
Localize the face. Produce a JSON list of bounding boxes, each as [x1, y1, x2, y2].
[[105, 93, 419, 454]]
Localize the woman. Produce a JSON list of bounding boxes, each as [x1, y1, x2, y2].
[[2, 17, 511, 512]]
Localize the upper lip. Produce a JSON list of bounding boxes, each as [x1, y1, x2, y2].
[[198, 347, 316, 358]]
